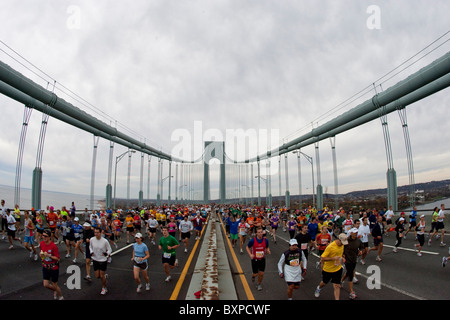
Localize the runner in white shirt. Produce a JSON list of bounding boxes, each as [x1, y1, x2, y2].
[[90, 227, 112, 295], [414, 215, 426, 256], [1, 200, 7, 240], [385, 206, 395, 235], [238, 217, 251, 254], [6, 209, 22, 249], [436, 204, 446, 246], [358, 216, 370, 265], [146, 215, 159, 245], [277, 239, 307, 300], [178, 215, 194, 253]]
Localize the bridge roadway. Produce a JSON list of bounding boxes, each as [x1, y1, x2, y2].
[[0, 212, 449, 302]]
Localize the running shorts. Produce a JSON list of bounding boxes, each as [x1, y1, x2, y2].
[[344, 262, 356, 281], [162, 254, 176, 266], [322, 268, 343, 285], [133, 260, 148, 270], [93, 260, 108, 272], [42, 267, 59, 283], [181, 232, 190, 240], [251, 258, 266, 274]]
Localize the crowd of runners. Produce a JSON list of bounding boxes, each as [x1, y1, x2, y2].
[[0, 198, 448, 300], [220, 203, 448, 300]]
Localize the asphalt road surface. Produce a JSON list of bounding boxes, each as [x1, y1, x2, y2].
[[0, 217, 449, 302]]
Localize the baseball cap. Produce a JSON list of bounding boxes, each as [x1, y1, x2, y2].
[[338, 233, 348, 245], [135, 233, 143, 239], [289, 239, 298, 246], [350, 227, 359, 234], [83, 222, 91, 227]]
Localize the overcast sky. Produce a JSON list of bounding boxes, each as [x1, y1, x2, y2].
[[0, 0, 449, 206]]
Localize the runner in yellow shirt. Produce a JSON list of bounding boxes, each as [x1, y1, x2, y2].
[[314, 233, 347, 300], [125, 213, 135, 244]]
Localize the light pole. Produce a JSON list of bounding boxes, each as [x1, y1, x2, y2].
[[255, 176, 268, 207], [242, 184, 250, 206], [114, 149, 136, 210], [161, 175, 173, 204], [293, 150, 315, 209], [179, 184, 187, 204]]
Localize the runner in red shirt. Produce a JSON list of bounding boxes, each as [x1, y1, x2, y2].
[[315, 225, 332, 270], [40, 229, 63, 300], [246, 227, 271, 291], [46, 207, 59, 243]]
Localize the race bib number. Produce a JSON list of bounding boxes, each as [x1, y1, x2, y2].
[[163, 252, 172, 259], [301, 243, 308, 250], [134, 257, 144, 264], [255, 250, 265, 259], [289, 259, 300, 267]]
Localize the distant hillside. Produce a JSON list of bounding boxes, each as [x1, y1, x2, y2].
[[344, 179, 450, 198]]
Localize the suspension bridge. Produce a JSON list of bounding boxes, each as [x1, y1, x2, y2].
[[0, 45, 449, 213], [0, 37, 449, 302]]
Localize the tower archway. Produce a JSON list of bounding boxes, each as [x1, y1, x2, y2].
[[203, 141, 226, 203]]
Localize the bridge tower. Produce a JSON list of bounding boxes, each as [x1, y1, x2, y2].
[[203, 141, 226, 204]]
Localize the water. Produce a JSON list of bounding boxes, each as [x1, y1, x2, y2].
[[404, 197, 450, 215], [0, 184, 104, 211], [1, 183, 449, 214]]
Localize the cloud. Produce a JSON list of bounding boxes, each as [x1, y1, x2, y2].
[[0, 0, 449, 204]]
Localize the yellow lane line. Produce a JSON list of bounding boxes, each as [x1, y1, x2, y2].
[[170, 216, 209, 300], [218, 215, 255, 300]]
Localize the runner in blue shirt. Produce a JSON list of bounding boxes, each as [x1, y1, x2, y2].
[[405, 206, 417, 239], [71, 217, 85, 263], [131, 233, 150, 292], [307, 217, 319, 243]]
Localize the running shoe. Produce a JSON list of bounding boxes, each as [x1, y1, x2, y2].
[[256, 284, 262, 291], [442, 257, 448, 268], [101, 287, 108, 295], [376, 256, 382, 262], [137, 284, 142, 293], [417, 252, 422, 257], [145, 283, 151, 291], [349, 291, 357, 300], [165, 275, 172, 282], [314, 286, 321, 298]]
